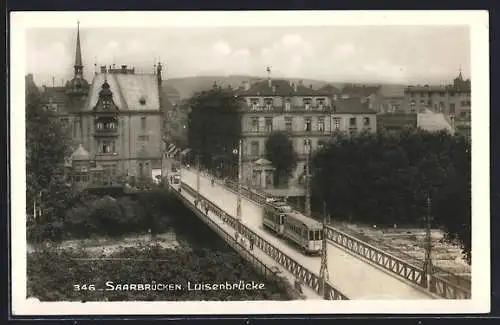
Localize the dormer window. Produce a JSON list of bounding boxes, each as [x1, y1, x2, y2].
[[96, 122, 104, 130]]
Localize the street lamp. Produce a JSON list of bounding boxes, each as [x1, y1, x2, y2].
[[233, 139, 243, 229], [423, 193, 434, 291], [196, 153, 201, 202], [304, 139, 312, 216]]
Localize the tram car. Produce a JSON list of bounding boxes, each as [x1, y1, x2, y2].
[[263, 199, 292, 235], [283, 211, 323, 255], [263, 199, 323, 255]]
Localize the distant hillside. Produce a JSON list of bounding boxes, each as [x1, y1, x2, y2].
[[163, 75, 407, 99]]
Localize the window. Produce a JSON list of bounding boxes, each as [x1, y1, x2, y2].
[[349, 117, 356, 127], [264, 98, 273, 110], [285, 99, 291, 111], [304, 98, 312, 110], [96, 122, 104, 130], [100, 140, 113, 153], [316, 98, 325, 109], [141, 117, 147, 130], [450, 103, 456, 115], [250, 98, 259, 110], [363, 117, 370, 126], [439, 101, 445, 112], [410, 92, 416, 98], [285, 117, 293, 132], [304, 117, 312, 132], [303, 139, 312, 154], [410, 101, 416, 112], [420, 100, 425, 106], [250, 141, 260, 156], [333, 117, 341, 129], [317, 139, 326, 149], [317, 117, 325, 132], [138, 135, 150, 141], [265, 117, 273, 132], [420, 92, 425, 97], [103, 99, 110, 110], [439, 92, 445, 97], [251, 117, 260, 132]]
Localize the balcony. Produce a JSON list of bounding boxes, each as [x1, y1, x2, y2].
[[93, 128, 119, 137]]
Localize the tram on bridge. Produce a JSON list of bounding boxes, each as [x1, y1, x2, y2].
[[263, 199, 323, 255]]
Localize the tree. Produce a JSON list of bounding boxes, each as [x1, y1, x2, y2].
[[265, 131, 298, 187], [26, 77, 72, 237], [311, 129, 471, 262], [187, 85, 243, 176]]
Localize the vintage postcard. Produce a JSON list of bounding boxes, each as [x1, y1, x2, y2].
[[10, 10, 490, 316]]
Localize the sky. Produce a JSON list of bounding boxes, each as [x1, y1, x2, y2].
[[25, 25, 470, 87]]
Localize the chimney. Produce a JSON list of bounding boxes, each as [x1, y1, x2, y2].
[[268, 78, 272, 88], [100, 66, 107, 73]]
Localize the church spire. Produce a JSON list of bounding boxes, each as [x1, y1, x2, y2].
[[74, 21, 83, 76]]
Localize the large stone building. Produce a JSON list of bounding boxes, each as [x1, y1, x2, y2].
[[402, 71, 471, 137], [236, 77, 377, 193], [39, 24, 165, 190]]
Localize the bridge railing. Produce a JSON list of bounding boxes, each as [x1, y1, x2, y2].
[[178, 181, 349, 300], [217, 176, 471, 300], [171, 185, 306, 299]]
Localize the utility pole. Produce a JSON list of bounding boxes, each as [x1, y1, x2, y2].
[[235, 139, 243, 230], [423, 193, 433, 291], [319, 201, 330, 299], [304, 139, 311, 216]]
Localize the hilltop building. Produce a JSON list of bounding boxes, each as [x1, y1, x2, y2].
[[38, 23, 165, 191]]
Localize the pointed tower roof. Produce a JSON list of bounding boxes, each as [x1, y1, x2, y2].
[[75, 21, 83, 68], [71, 144, 90, 161]]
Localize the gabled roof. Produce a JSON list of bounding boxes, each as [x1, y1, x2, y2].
[[86, 73, 160, 111], [333, 98, 376, 114]]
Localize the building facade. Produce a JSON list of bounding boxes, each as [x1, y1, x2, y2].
[[39, 24, 164, 190], [236, 78, 377, 191]]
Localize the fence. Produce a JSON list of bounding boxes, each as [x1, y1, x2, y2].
[[220, 176, 471, 299], [176, 182, 349, 300]]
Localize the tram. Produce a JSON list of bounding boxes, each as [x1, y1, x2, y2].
[[262, 199, 323, 255]]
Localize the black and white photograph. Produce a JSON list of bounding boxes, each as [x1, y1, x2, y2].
[[10, 11, 490, 315]]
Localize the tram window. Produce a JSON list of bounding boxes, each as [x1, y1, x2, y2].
[[309, 231, 314, 240], [279, 214, 284, 224], [315, 231, 320, 240]]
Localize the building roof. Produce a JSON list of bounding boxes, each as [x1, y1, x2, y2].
[[342, 84, 381, 98], [71, 144, 90, 161], [317, 84, 342, 95], [333, 98, 376, 114], [85, 73, 160, 111], [286, 210, 322, 229], [417, 109, 453, 132], [237, 79, 329, 97]]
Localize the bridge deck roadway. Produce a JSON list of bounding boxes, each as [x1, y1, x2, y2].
[[173, 182, 323, 299], [180, 168, 433, 300]]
